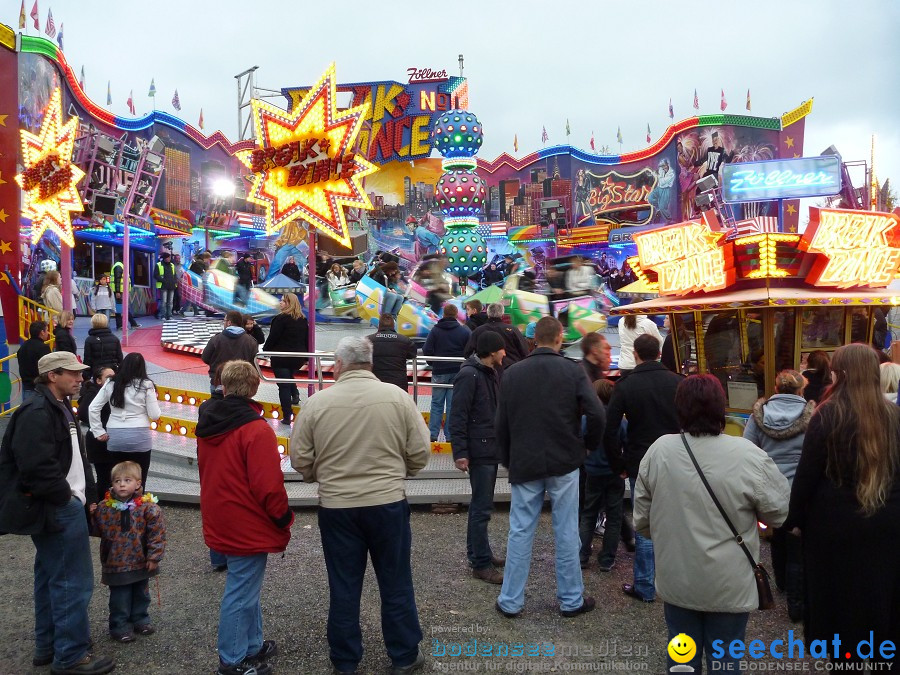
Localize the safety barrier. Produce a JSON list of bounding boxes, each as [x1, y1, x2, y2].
[[18, 295, 57, 347], [255, 351, 464, 403]]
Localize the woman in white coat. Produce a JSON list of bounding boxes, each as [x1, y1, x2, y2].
[[617, 314, 662, 373]]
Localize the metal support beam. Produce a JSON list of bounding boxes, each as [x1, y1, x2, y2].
[[235, 66, 259, 142]]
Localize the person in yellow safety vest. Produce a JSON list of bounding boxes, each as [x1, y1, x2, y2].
[[110, 261, 140, 330], [154, 252, 178, 321]]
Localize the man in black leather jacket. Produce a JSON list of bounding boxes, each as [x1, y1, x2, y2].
[[449, 331, 506, 584], [367, 314, 417, 390], [0, 352, 116, 674]]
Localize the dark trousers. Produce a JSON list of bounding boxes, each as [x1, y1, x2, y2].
[[93, 451, 151, 494], [318, 500, 422, 672], [578, 473, 625, 566], [466, 463, 499, 569], [770, 526, 803, 615], [108, 579, 150, 635], [272, 367, 299, 421], [664, 603, 749, 674]]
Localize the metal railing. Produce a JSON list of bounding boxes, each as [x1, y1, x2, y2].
[[18, 295, 57, 348], [255, 351, 466, 402]]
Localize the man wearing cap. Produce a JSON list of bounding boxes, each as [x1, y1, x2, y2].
[[154, 251, 178, 320], [449, 331, 506, 584], [0, 353, 115, 674]]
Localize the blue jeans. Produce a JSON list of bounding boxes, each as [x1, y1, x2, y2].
[[158, 289, 175, 319], [579, 473, 625, 566], [318, 500, 422, 673], [383, 291, 404, 317], [108, 579, 150, 635], [428, 373, 455, 441], [467, 463, 499, 569], [498, 469, 584, 614], [210, 549, 227, 568], [664, 603, 749, 674], [31, 497, 94, 670], [629, 476, 655, 600], [218, 553, 268, 667]]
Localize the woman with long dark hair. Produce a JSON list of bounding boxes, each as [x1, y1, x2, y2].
[[617, 314, 662, 374], [88, 352, 161, 487], [788, 344, 900, 663], [263, 293, 308, 425]]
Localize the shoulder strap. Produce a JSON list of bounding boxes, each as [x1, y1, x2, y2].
[[679, 432, 758, 570]]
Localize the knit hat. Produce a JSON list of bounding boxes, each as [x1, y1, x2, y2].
[[476, 331, 505, 357]]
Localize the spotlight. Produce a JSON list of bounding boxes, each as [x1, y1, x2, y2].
[[696, 174, 718, 194]]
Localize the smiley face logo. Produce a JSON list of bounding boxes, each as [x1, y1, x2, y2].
[[668, 633, 697, 664]]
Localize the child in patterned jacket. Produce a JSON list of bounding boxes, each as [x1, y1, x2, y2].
[[90, 460, 166, 642]]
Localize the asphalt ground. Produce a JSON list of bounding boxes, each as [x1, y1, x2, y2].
[[0, 499, 801, 675]]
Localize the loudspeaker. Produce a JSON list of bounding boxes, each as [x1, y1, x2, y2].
[[696, 174, 718, 194]]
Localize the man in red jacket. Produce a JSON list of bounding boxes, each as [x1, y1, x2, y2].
[[197, 360, 293, 675]]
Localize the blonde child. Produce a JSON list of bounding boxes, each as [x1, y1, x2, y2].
[[90, 461, 166, 642]]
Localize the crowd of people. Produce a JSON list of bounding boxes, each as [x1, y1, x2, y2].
[[1, 298, 899, 675]]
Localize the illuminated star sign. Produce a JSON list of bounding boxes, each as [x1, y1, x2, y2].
[[238, 64, 378, 247], [14, 89, 85, 247]]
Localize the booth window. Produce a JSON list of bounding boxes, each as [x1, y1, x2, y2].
[[73, 242, 93, 278], [699, 310, 759, 410], [132, 251, 150, 287], [671, 313, 697, 375], [94, 245, 113, 279]]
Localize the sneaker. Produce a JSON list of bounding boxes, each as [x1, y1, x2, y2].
[[391, 648, 425, 674], [560, 596, 596, 618], [212, 564, 227, 572], [279, 418, 292, 426], [598, 560, 616, 573], [247, 640, 278, 664], [109, 631, 135, 643], [472, 567, 503, 584], [50, 655, 115, 675], [217, 661, 272, 675], [134, 624, 155, 635]]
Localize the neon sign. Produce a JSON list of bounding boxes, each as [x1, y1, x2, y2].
[[634, 220, 734, 294], [722, 156, 841, 203], [282, 73, 467, 164], [14, 88, 85, 247], [586, 168, 656, 225], [803, 208, 900, 288], [238, 64, 378, 246]]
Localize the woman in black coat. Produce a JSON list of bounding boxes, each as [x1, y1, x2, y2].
[[53, 311, 78, 355], [262, 293, 308, 425], [82, 313, 123, 372], [787, 344, 900, 663], [77, 365, 118, 492]]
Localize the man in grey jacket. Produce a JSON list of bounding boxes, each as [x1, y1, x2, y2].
[[291, 336, 430, 675]]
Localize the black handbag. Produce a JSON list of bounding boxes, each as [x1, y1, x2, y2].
[[680, 432, 775, 610]]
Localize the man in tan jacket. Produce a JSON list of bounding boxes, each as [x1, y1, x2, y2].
[[290, 336, 429, 675]]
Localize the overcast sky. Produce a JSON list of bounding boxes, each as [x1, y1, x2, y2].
[[11, 0, 900, 196]]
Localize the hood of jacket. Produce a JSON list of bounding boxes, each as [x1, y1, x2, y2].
[[751, 394, 815, 439], [435, 316, 465, 331], [459, 354, 497, 376], [223, 326, 246, 339], [196, 396, 264, 441]]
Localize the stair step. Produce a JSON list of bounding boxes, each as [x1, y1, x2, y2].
[[147, 475, 511, 507]]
